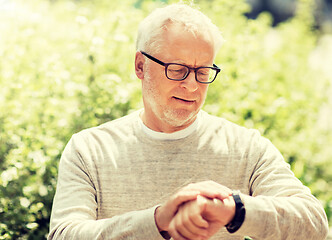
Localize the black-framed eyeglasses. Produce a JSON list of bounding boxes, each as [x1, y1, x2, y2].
[[141, 51, 221, 84]]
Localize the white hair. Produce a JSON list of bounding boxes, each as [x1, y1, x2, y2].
[[136, 3, 224, 55]]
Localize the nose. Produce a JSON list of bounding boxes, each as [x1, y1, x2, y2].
[[180, 70, 198, 92]]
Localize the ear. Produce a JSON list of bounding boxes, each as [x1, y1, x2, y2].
[[135, 51, 145, 80]]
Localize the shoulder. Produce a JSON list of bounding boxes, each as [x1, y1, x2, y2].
[[199, 111, 277, 159], [200, 111, 286, 172], [200, 111, 261, 141], [71, 110, 141, 148]]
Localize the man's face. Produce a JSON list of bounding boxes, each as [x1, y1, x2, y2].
[[139, 24, 215, 133]]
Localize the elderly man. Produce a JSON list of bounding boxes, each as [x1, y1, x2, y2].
[[48, 3, 328, 240]]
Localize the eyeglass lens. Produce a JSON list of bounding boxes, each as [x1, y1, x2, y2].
[[166, 64, 216, 83]]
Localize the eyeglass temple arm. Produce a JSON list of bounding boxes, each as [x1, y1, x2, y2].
[[141, 51, 165, 66], [142, 51, 220, 72], [213, 64, 221, 70]]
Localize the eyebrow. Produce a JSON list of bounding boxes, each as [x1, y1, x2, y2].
[[165, 59, 213, 68], [166, 56, 214, 68], [142, 51, 215, 68]]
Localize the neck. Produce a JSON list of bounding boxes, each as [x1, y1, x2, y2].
[[140, 110, 197, 133]]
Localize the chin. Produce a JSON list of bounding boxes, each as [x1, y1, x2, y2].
[[163, 108, 197, 128]]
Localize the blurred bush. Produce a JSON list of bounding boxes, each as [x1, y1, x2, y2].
[[0, 0, 331, 238]]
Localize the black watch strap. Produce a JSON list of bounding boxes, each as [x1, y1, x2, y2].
[[226, 191, 246, 233], [160, 231, 171, 240]]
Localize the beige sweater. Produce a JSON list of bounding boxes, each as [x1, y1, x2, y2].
[[48, 110, 328, 240]]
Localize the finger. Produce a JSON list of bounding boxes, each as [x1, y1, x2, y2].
[[199, 181, 232, 198], [171, 209, 207, 240], [191, 213, 209, 229], [201, 197, 222, 220], [202, 196, 236, 225], [183, 184, 220, 199], [191, 196, 209, 228], [217, 195, 236, 225], [184, 181, 232, 200], [168, 218, 191, 240], [168, 190, 201, 213], [180, 204, 209, 238], [170, 229, 190, 240], [156, 190, 201, 231], [172, 190, 201, 206]]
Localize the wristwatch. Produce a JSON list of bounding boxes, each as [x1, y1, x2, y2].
[[225, 191, 246, 233]]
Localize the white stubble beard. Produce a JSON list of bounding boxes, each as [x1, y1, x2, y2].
[[142, 67, 200, 128]]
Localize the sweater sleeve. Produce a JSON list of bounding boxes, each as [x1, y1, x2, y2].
[[234, 135, 329, 240], [48, 135, 165, 240]]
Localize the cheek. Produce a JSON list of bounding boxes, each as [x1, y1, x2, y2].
[[142, 74, 170, 101], [155, 78, 179, 97], [200, 86, 209, 99]]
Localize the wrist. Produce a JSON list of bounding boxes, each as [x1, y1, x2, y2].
[[154, 206, 164, 232], [224, 195, 236, 224], [154, 206, 171, 240]]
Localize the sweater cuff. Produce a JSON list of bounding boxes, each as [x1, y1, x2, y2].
[[231, 194, 260, 237], [128, 205, 166, 240]]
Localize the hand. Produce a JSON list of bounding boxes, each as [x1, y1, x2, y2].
[[168, 195, 235, 240], [201, 195, 235, 238], [155, 181, 232, 233]]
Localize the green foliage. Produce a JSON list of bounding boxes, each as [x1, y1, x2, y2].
[[0, 0, 331, 239], [203, 0, 332, 228]]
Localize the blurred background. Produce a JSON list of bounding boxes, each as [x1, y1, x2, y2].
[[247, 0, 332, 28], [0, 0, 331, 239]]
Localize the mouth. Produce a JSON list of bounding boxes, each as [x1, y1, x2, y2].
[[173, 96, 195, 104]]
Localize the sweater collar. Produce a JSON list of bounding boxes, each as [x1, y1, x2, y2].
[[139, 110, 201, 141]]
